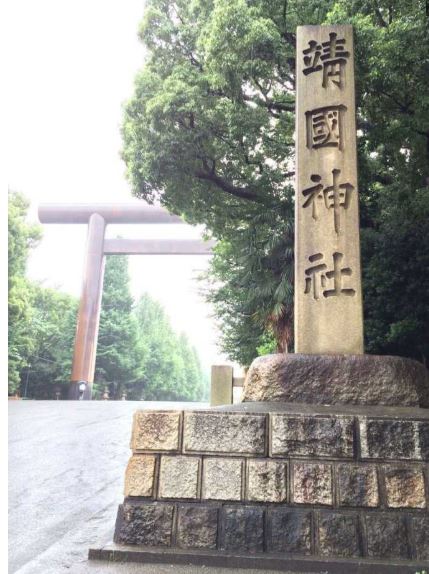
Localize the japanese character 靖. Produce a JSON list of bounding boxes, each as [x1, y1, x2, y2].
[[303, 32, 350, 88]]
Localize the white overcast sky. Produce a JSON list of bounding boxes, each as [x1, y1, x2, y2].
[[5, 0, 235, 370]]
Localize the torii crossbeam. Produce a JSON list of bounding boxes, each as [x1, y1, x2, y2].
[[38, 203, 214, 400]]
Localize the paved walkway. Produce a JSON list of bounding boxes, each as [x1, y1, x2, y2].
[[9, 401, 307, 574]]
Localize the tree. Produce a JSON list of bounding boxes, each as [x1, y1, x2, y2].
[[122, 0, 429, 366], [361, 186, 429, 364], [94, 255, 143, 399], [204, 210, 293, 365], [8, 191, 41, 393], [19, 286, 78, 399], [133, 293, 206, 400], [177, 331, 205, 400]]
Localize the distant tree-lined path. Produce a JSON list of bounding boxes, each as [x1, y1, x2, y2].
[[8, 191, 208, 400]]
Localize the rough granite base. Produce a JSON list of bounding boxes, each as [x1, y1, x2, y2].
[[94, 403, 429, 570], [242, 354, 429, 407]]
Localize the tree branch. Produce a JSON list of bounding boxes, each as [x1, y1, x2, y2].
[[374, 8, 388, 27], [241, 92, 294, 112], [194, 168, 267, 204], [378, 89, 414, 115], [373, 173, 394, 185]]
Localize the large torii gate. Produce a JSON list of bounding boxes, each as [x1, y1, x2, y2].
[[38, 203, 214, 400]]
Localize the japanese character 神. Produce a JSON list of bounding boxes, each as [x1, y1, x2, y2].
[[304, 252, 356, 300], [302, 169, 354, 234], [303, 32, 350, 88]]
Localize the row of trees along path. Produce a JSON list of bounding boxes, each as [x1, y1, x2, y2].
[[8, 191, 207, 400]]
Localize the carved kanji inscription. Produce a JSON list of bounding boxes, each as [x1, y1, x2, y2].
[[304, 252, 356, 300], [306, 105, 346, 150], [303, 32, 350, 88], [302, 169, 353, 234], [295, 25, 363, 354]]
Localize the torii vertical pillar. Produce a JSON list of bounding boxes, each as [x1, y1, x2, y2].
[[69, 213, 106, 400]]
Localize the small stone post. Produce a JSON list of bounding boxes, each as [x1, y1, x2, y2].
[[295, 25, 364, 354], [210, 365, 233, 406]]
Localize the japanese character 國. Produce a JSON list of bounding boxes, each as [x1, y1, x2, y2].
[[305, 105, 346, 150]]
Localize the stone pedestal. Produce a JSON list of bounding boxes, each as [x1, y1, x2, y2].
[[242, 353, 429, 407], [90, 402, 429, 571]]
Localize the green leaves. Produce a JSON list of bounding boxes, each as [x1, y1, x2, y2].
[[94, 255, 142, 399], [123, 0, 429, 366], [8, 192, 42, 394], [94, 257, 206, 401], [19, 286, 78, 399], [133, 293, 206, 401]]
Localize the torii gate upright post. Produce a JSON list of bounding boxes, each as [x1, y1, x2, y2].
[[38, 203, 213, 400]]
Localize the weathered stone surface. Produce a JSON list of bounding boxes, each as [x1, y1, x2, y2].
[[295, 25, 363, 356], [211, 365, 233, 406], [268, 509, 312, 554], [365, 514, 409, 559], [131, 411, 181, 452], [384, 467, 426, 508], [242, 353, 429, 407], [419, 421, 429, 459], [271, 414, 354, 458], [412, 515, 429, 560], [222, 506, 264, 553], [293, 462, 332, 505], [183, 412, 266, 455], [247, 459, 287, 503], [202, 458, 242, 501], [124, 455, 156, 497], [114, 502, 174, 546], [337, 464, 379, 507], [318, 512, 360, 557], [158, 456, 200, 499], [176, 505, 218, 549], [360, 419, 423, 460]]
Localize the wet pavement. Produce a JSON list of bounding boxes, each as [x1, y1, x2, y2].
[[8, 400, 309, 574]]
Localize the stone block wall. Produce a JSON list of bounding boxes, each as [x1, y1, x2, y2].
[[114, 409, 429, 562]]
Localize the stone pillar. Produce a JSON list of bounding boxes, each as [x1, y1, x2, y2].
[[210, 365, 233, 406], [295, 25, 364, 354]]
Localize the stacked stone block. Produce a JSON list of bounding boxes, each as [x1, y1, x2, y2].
[[114, 408, 429, 562]]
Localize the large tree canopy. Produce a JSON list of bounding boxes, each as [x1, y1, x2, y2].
[[122, 0, 429, 365]]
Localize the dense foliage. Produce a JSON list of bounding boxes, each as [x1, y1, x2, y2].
[[94, 255, 143, 399], [122, 0, 429, 366], [133, 293, 206, 400], [8, 195, 207, 399], [8, 191, 41, 393], [20, 287, 78, 399], [95, 256, 206, 400]]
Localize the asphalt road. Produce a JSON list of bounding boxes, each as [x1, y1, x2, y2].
[[9, 400, 308, 574]]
